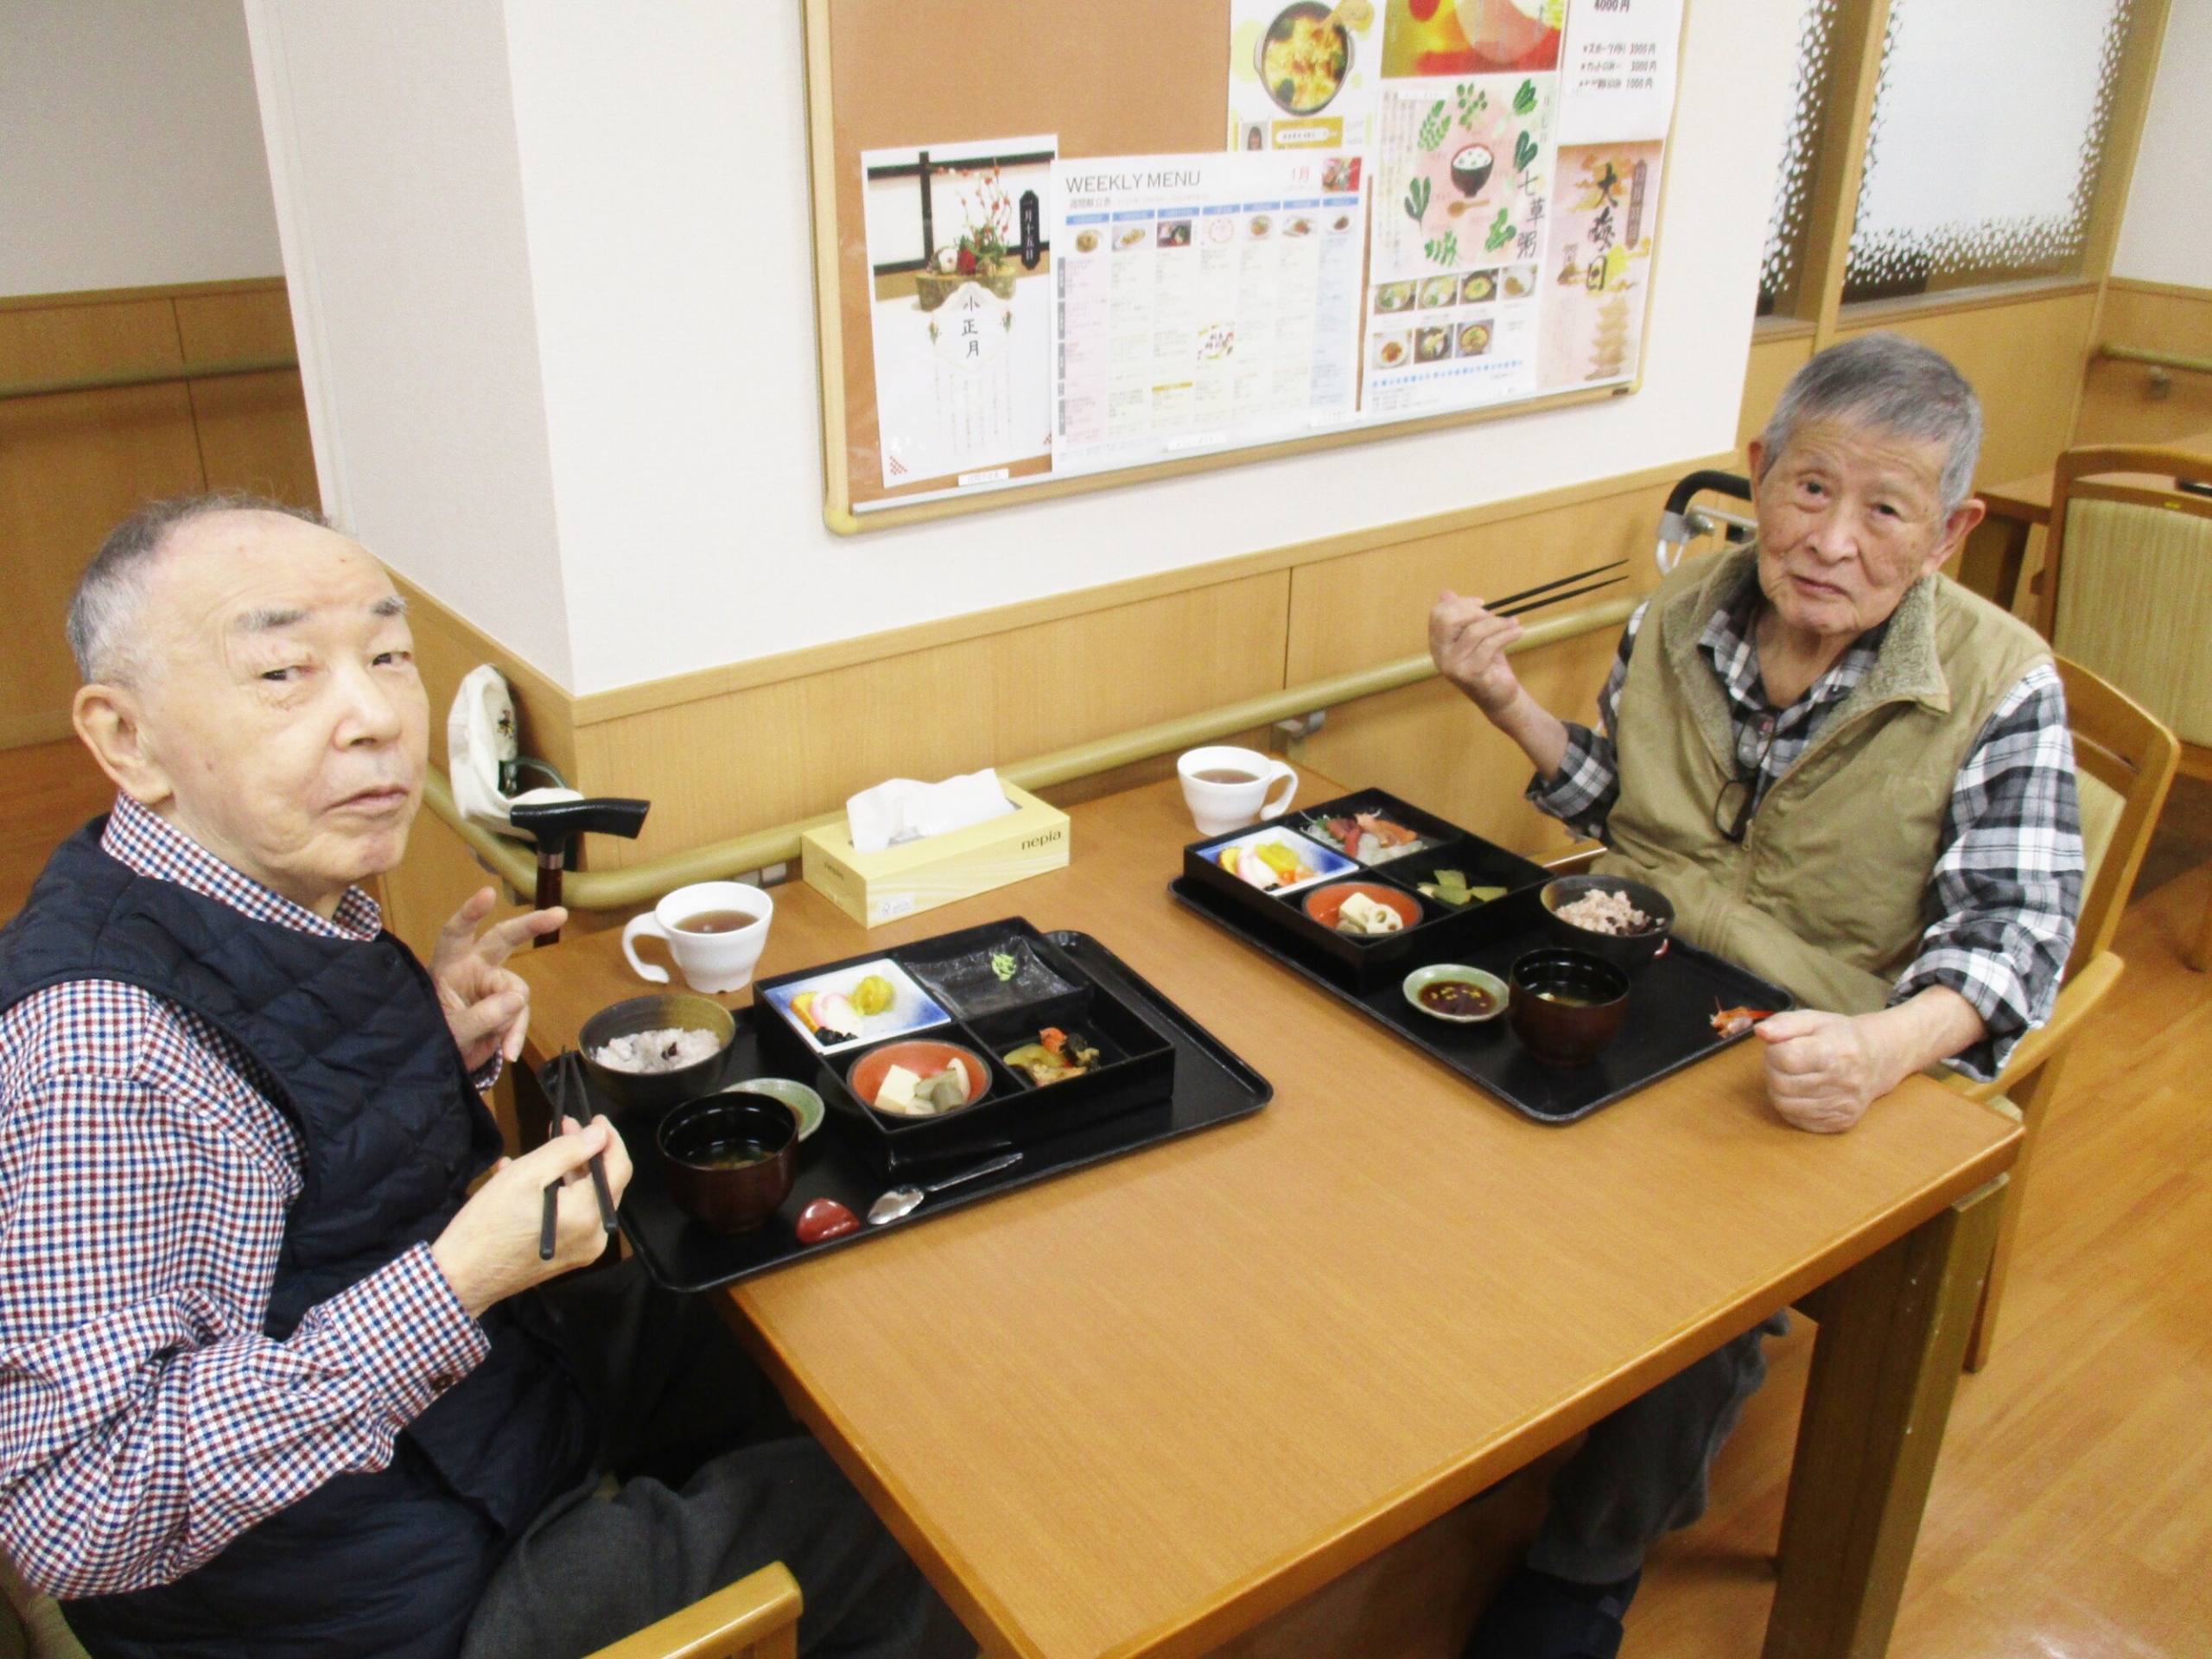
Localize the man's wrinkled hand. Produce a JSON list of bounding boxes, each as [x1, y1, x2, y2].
[[431, 1117, 633, 1317], [430, 887, 567, 1074], [1754, 1008, 1890, 1133], [1429, 590, 1527, 717]]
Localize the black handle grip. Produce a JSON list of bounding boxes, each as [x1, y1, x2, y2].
[[1662, 469, 1753, 518], [508, 797, 651, 849]]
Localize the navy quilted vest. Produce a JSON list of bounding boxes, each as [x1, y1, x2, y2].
[[0, 823, 596, 1659]]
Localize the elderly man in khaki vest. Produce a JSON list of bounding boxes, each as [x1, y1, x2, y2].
[[1432, 333, 2082, 1658]]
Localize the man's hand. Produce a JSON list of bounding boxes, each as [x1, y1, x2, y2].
[[430, 887, 568, 1073], [430, 1117, 633, 1317], [1755, 987, 1987, 1134], [1429, 591, 1526, 716], [1755, 1009, 1890, 1133]]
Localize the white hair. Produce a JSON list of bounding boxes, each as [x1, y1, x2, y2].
[[1758, 332, 1984, 514], [67, 493, 330, 684]]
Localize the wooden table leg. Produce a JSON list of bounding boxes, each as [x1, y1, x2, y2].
[[1763, 1178, 2005, 1659]]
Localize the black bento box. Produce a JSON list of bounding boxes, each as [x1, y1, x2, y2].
[[753, 918, 1178, 1177], [1181, 789, 1550, 990]]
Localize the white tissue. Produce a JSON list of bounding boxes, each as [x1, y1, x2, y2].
[[846, 767, 1017, 855]]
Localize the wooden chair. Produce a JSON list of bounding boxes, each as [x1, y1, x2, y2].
[[582, 1563, 804, 1659], [3, 1547, 799, 1659], [1944, 657, 2176, 1369], [1540, 654, 2180, 1372], [0, 1552, 89, 1659], [2035, 444, 2212, 971]]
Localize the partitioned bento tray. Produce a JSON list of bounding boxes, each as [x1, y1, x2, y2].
[[566, 924, 1269, 1294], [1183, 788, 1554, 987], [1173, 789, 1792, 1123]]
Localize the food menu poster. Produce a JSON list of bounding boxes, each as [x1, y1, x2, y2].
[[1228, 0, 1382, 152], [1355, 0, 1681, 416], [1052, 150, 1370, 476]]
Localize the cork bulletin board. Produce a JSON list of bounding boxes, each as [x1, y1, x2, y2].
[[803, 0, 1690, 531]]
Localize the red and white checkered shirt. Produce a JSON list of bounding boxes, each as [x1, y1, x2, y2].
[[0, 796, 489, 1599]]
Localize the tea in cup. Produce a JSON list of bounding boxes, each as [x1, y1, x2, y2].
[[623, 881, 773, 994], [1178, 746, 1297, 836]]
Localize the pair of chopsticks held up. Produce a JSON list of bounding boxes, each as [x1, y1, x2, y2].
[[1479, 558, 1627, 620], [539, 1051, 620, 1261]]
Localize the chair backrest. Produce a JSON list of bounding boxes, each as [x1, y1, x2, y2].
[[582, 1562, 803, 1659], [2039, 446, 2212, 751], [2056, 655, 2180, 978], [0, 1552, 88, 1659]]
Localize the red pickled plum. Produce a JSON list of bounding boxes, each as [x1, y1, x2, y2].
[[795, 1198, 861, 1245]]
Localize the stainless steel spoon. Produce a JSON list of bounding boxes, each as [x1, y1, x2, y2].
[[867, 1151, 1023, 1225]]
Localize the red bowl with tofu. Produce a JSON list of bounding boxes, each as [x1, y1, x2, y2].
[[846, 1039, 989, 1120]]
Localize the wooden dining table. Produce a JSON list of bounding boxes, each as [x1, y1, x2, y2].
[[1978, 426, 2212, 613], [513, 767, 2018, 1659]]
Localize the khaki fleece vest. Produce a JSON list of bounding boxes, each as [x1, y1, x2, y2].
[[1594, 546, 2051, 1014]]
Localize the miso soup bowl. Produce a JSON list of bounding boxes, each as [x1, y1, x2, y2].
[[1538, 874, 1675, 974], [657, 1095, 798, 1236], [1508, 950, 1630, 1067]]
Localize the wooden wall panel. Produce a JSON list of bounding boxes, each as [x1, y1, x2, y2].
[[1834, 287, 2101, 486], [2074, 281, 2212, 448], [1286, 479, 1680, 857], [0, 280, 323, 750], [1738, 327, 1815, 448], [570, 572, 1294, 868], [0, 296, 205, 747], [175, 284, 322, 507]]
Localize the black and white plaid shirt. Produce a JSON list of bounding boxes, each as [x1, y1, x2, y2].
[[1529, 573, 2082, 1080]]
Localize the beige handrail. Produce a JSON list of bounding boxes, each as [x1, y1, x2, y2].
[[423, 592, 1642, 912], [2098, 343, 2212, 378], [0, 358, 302, 402]]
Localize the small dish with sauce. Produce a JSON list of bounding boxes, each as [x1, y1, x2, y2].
[[1402, 963, 1509, 1025]]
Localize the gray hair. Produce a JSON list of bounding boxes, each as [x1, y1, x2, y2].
[[1758, 332, 1983, 515], [67, 493, 330, 684]]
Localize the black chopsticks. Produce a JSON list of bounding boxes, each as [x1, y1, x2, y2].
[[538, 1051, 619, 1261], [1484, 558, 1629, 620]]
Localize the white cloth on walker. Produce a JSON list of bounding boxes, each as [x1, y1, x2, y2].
[[845, 768, 1016, 854]]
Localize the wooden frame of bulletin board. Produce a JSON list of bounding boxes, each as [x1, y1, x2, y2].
[[804, 0, 1690, 533]]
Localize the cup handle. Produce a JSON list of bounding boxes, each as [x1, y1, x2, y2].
[[622, 913, 672, 984], [1261, 764, 1298, 820]]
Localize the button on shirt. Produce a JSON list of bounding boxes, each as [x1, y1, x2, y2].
[[1529, 575, 2082, 1080], [0, 797, 489, 1599]]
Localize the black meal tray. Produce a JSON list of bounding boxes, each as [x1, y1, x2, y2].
[[1182, 788, 1553, 988], [563, 931, 1270, 1294], [1170, 875, 1792, 1124]]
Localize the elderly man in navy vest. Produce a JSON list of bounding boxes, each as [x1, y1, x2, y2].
[[0, 499, 969, 1659]]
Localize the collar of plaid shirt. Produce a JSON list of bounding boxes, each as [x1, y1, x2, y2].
[[100, 794, 384, 944], [1693, 565, 1892, 748]]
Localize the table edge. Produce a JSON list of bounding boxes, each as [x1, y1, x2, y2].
[[725, 1106, 2021, 1659]]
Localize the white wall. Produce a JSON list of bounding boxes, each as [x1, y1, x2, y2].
[[2113, 0, 2212, 289], [255, 0, 1801, 698], [244, 0, 575, 685], [0, 0, 281, 298]]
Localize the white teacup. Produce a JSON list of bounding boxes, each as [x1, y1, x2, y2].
[[622, 881, 773, 995], [1178, 746, 1297, 836]]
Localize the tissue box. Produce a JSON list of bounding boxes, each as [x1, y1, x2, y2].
[[801, 784, 1070, 928]]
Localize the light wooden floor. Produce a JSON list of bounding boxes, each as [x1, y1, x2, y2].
[[3, 739, 2208, 1655]]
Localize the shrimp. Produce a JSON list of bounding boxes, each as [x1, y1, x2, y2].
[[1711, 1002, 1775, 1039]]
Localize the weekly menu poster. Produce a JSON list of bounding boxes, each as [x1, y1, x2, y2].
[[1052, 150, 1370, 475]]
